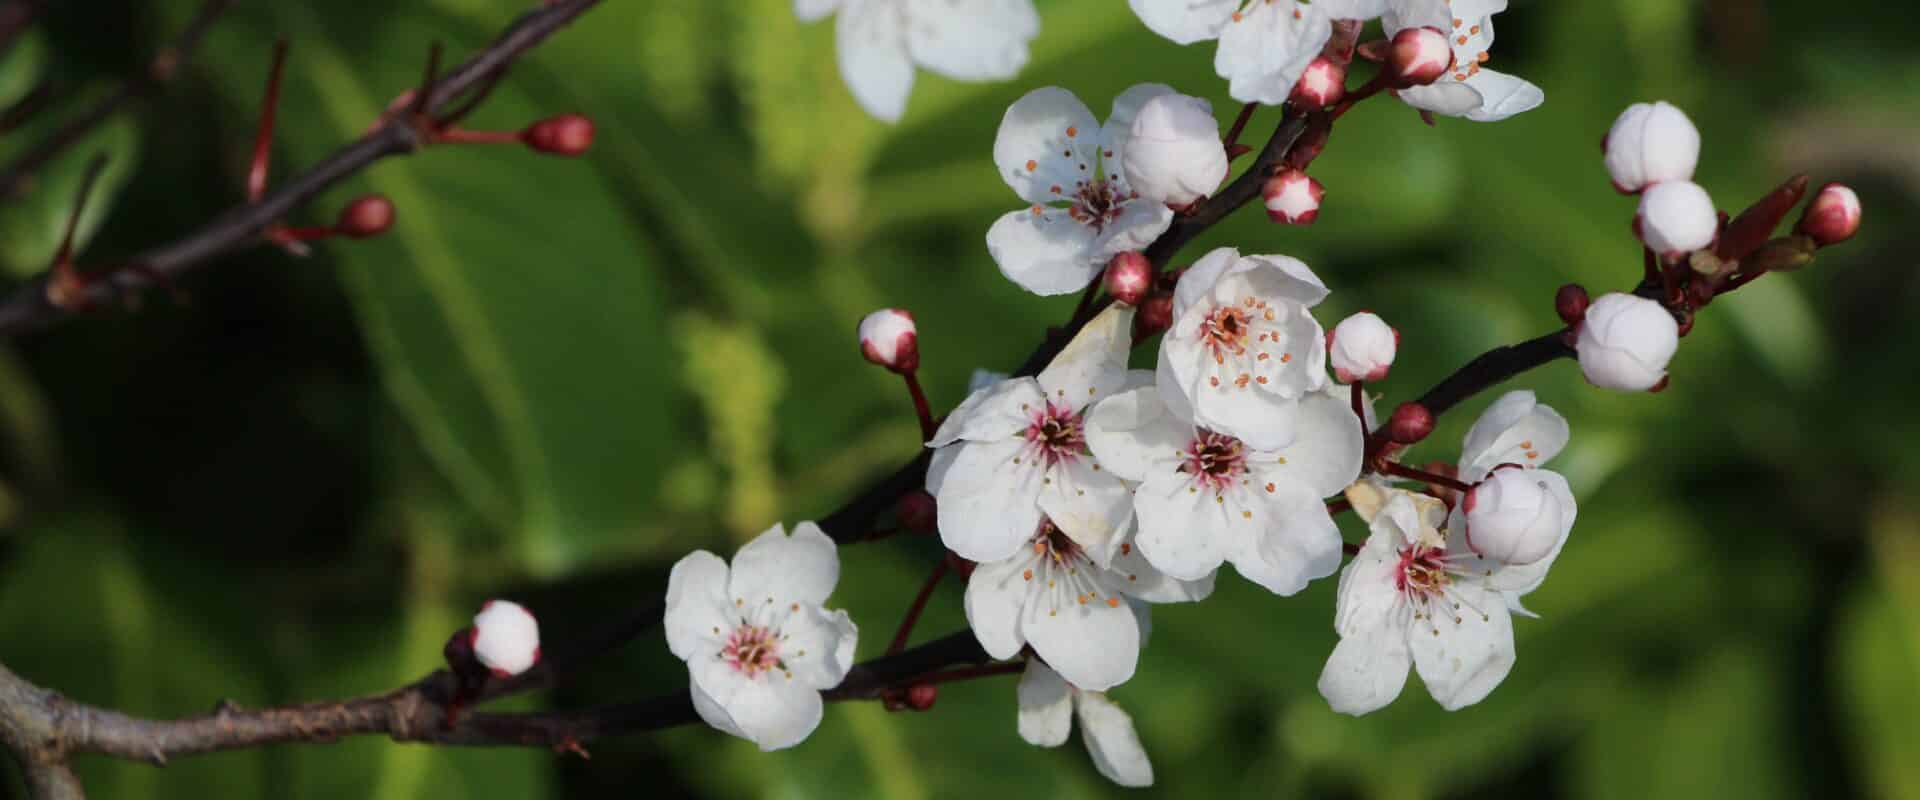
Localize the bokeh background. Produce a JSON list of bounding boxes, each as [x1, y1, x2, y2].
[[2, 0, 1916, 797]]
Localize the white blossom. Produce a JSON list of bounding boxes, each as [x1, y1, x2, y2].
[[988, 86, 1178, 295], [1575, 293, 1679, 392], [927, 306, 1137, 564], [665, 522, 859, 751], [471, 600, 540, 677], [797, 0, 1040, 123], [1128, 1, 1389, 105], [1603, 101, 1700, 194], [1635, 180, 1718, 257], [1121, 92, 1229, 207], [1382, 0, 1543, 121], [1156, 247, 1332, 451], [1462, 467, 1573, 566], [1328, 311, 1397, 383], [1086, 375, 1359, 594], [1017, 660, 1154, 787], [1453, 390, 1576, 600]]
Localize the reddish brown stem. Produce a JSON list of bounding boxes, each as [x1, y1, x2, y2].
[[907, 661, 1027, 688], [1327, 498, 1353, 516], [1330, 70, 1391, 120], [1379, 460, 1473, 493], [1221, 101, 1259, 153], [887, 556, 951, 655], [433, 127, 523, 145], [902, 370, 935, 442], [248, 40, 290, 202]]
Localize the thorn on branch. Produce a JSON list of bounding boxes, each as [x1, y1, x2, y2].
[[43, 153, 111, 311], [248, 39, 291, 203]]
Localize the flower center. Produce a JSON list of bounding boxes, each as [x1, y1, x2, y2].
[[1020, 519, 1125, 612], [1066, 176, 1131, 233], [1024, 401, 1086, 466], [721, 624, 782, 679], [1180, 430, 1248, 492], [1394, 544, 1452, 601], [1202, 306, 1251, 357]]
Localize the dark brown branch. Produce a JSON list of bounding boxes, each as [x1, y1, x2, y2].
[[1365, 328, 1576, 457], [0, 0, 232, 203], [0, 0, 604, 337]]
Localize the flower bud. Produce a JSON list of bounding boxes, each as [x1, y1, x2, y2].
[[1795, 182, 1861, 247], [1134, 292, 1173, 340], [1289, 57, 1346, 109], [906, 684, 938, 711], [1121, 93, 1229, 207], [1387, 402, 1433, 445], [1328, 311, 1396, 383], [1104, 251, 1153, 306], [1463, 468, 1573, 566], [1554, 284, 1590, 326], [335, 194, 395, 238], [472, 600, 541, 678], [1388, 27, 1453, 88], [1635, 180, 1717, 257], [1575, 293, 1678, 392], [858, 309, 919, 373], [1262, 169, 1323, 225], [1602, 101, 1699, 194], [1717, 174, 1807, 261], [523, 113, 595, 156], [896, 489, 937, 533]]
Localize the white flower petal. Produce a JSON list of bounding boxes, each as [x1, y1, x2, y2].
[[780, 605, 859, 689], [930, 377, 1046, 448], [1076, 692, 1155, 787], [1237, 254, 1331, 308], [1016, 660, 1074, 746], [689, 671, 747, 740], [1037, 304, 1136, 409], [1132, 469, 1234, 581], [1085, 385, 1189, 483], [1462, 69, 1544, 122], [1332, 547, 1402, 637], [1115, 521, 1217, 603], [836, 0, 916, 122], [1317, 625, 1412, 716], [665, 551, 733, 661], [1102, 82, 1179, 181], [1266, 388, 1366, 498], [936, 438, 1047, 563], [1172, 247, 1242, 319], [690, 657, 826, 751], [965, 554, 1035, 659], [1458, 390, 1569, 481], [1128, 0, 1237, 45], [1229, 483, 1342, 596], [1089, 197, 1176, 264], [987, 207, 1106, 296], [729, 522, 841, 609], [1408, 582, 1516, 711], [993, 87, 1104, 205], [902, 0, 1038, 81], [1393, 80, 1484, 118], [1022, 582, 1141, 691], [1214, 2, 1333, 105], [1040, 457, 1133, 569]]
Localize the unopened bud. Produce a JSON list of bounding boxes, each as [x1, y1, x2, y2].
[[335, 194, 395, 238], [1387, 402, 1434, 445], [1122, 92, 1229, 207], [1795, 182, 1861, 247], [1635, 180, 1717, 258], [1104, 251, 1153, 306], [858, 309, 919, 373], [1328, 311, 1396, 383], [471, 600, 541, 678], [896, 489, 937, 533], [523, 113, 595, 156], [1290, 57, 1346, 109], [1554, 284, 1590, 326], [1575, 293, 1677, 392], [906, 684, 938, 711], [1463, 467, 1574, 566], [1262, 169, 1323, 225], [1133, 292, 1173, 340], [1388, 27, 1453, 88], [1602, 101, 1699, 194]]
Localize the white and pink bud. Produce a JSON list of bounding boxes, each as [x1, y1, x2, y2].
[[1463, 467, 1575, 566], [1103, 251, 1153, 306], [1796, 182, 1861, 247], [1575, 292, 1679, 392], [1290, 57, 1346, 109], [1635, 180, 1717, 258], [1262, 169, 1324, 225], [1388, 26, 1453, 88], [858, 309, 920, 373], [472, 600, 541, 678], [1602, 101, 1700, 194], [1328, 311, 1397, 383], [1121, 92, 1229, 207]]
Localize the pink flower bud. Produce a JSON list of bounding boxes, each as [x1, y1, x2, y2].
[[1463, 468, 1573, 566], [906, 684, 938, 711], [472, 600, 541, 678], [1290, 57, 1346, 109], [1388, 27, 1453, 88], [1555, 284, 1590, 326], [1121, 92, 1229, 207], [1795, 182, 1861, 247], [523, 113, 595, 156], [1602, 101, 1699, 194], [1387, 402, 1434, 445], [1575, 293, 1678, 392], [858, 309, 919, 373], [1263, 169, 1323, 225], [1635, 180, 1717, 257], [335, 194, 395, 238], [1133, 292, 1173, 340], [896, 489, 937, 533], [1328, 311, 1396, 383], [1104, 251, 1153, 306]]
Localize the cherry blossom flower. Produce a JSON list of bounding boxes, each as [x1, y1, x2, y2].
[[665, 522, 859, 751], [1451, 390, 1575, 599], [1128, 1, 1388, 105], [1635, 180, 1718, 258], [1017, 660, 1154, 787], [796, 0, 1040, 123], [1156, 247, 1333, 451], [1603, 101, 1700, 194], [958, 515, 1212, 690], [1576, 293, 1679, 392], [1086, 375, 1359, 594], [1383, 0, 1543, 122], [471, 600, 540, 677], [927, 306, 1137, 564], [1328, 311, 1397, 383], [1121, 92, 1229, 207]]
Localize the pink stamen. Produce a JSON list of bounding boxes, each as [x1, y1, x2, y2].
[[1024, 401, 1087, 466], [1180, 431, 1248, 492]]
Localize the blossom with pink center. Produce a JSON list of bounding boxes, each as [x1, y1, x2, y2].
[[665, 522, 858, 751], [928, 305, 1138, 564], [1381, 0, 1543, 122], [1157, 247, 1333, 451], [1085, 375, 1361, 595], [987, 85, 1178, 296]]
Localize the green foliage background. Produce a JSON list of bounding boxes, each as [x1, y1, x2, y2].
[[2, 0, 1917, 797]]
